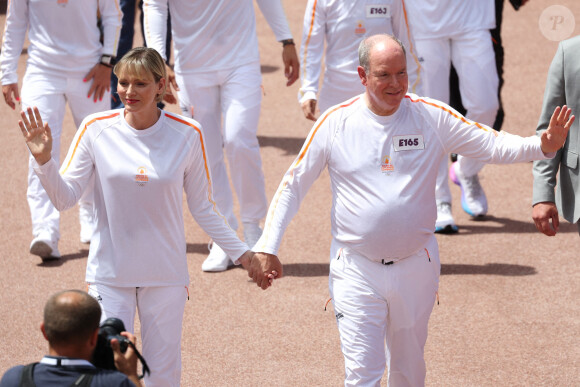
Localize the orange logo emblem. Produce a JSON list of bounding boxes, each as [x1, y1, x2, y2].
[[355, 21, 366, 35], [135, 167, 149, 186], [381, 155, 394, 173]]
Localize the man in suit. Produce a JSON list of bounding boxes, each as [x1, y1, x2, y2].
[[533, 35, 580, 236]]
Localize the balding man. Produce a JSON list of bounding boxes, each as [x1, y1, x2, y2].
[[249, 34, 574, 385], [0, 290, 141, 387]]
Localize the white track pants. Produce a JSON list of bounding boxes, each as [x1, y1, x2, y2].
[[416, 29, 499, 204], [329, 236, 440, 386], [87, 283, 188, 387], [175, 62, 268, 231], [21, 71, 109, 238]]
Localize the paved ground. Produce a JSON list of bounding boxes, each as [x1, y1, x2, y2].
[[0, 1, 579, 385]]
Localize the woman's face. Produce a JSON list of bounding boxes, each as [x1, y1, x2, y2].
[[117, 70, 164, 114]]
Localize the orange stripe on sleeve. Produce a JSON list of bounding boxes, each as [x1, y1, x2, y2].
[[300, 0, 319, 87], [165, 114, 230, 226], [260, 97, 359, 249], [404, 95, 497, 136], [61, 112, 121, 175]]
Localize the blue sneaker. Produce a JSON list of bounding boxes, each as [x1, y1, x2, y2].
[[449, 162, 487, 217]]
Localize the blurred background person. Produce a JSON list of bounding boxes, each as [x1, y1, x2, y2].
[[533, 35, 580, 236], [0, 0, 122, 259], [143, 0, 300, 272], [405, 0, 499, 233], [298, 0, 422, 121]]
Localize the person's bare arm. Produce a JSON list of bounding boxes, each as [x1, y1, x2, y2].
[[282, 43, 299, 86], [2, 83, 20, 110]]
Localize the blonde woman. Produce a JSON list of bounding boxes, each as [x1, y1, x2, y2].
[[19, 47, 258, 387]]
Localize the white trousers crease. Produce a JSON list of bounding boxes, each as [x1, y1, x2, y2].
[[87, 283, 188, 387], [175, 62, 268, 231], [329, 235, 440, 386]]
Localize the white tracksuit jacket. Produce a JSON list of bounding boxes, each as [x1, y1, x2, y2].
[[143, 0, 293, 74], [298, 0, 422, 110], [0, 0, 121, 84], [256, 94, 548, 259], [34, 110, 249, 287], [405, 0, 495, 39]]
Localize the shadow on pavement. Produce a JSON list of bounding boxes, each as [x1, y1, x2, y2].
[[258, 135, 304, 156], [187, 242, 210, 255], [38, 249, 89, 267], [281, 262, 536, 277], [441, 262, 536, 276], [260, 65, 279, 74], [453, 215, 577, 235]]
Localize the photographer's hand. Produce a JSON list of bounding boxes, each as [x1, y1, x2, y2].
[[111, 332, 142, 387]]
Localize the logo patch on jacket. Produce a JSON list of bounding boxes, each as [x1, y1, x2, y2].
[[381, 155, 395, 174], [135, 167, 149, 186]]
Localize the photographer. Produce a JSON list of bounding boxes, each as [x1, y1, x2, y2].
[[0, 290, 141, 387]]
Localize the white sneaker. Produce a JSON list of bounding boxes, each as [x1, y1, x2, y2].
[[434, 202, 458, 234], [243, 222, 263, 250], [202, 242, 232, 272], [79, 204, 95, 244], [30, 230, 61, 261], [449, 162, 488, 217]]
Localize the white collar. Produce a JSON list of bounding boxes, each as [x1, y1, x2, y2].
[[40, 356, 95, 367]]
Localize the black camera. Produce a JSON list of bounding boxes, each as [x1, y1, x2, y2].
[[91, 317, 150, 378], [92, 317, 131, 370]]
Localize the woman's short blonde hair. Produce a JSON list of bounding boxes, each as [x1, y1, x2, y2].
[[114, 47, 167, 103]]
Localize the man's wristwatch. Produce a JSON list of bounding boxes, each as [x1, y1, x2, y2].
[[100, 54, 116, 68], [281, 39, 295, 47]]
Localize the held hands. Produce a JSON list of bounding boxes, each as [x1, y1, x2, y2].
[[540, 105, 575, 154], [239, 251, 283, 290], [84, 63, 112, 102], [282, 44, 299, 87], [19, 107, 52, 165], [532, 202, 559, 236]]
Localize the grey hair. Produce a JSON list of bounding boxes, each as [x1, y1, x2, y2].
[[358, 34, 407, 72]]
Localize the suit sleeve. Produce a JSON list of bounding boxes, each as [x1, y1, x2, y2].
[[255, 113, 333, 255], [98, 0, 123, 57], [532, 43, 566, 205], [297, 0, 325, 104], [0, 0, 29, 85], [142, 0, 170, 62], [392, 0, 422, 95]]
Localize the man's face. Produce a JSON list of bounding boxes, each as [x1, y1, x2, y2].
[[359, 41, 408, 116]]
